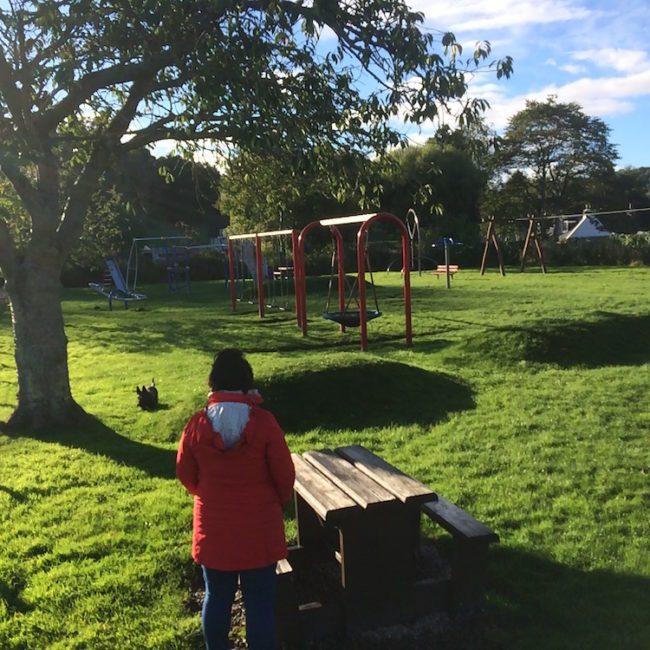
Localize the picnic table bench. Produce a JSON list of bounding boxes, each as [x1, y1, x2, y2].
[[276, 445, 499, 644]]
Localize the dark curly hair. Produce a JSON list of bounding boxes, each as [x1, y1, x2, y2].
[[208, 348, 254, 393]]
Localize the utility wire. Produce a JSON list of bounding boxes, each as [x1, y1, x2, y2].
[[514, 207, 650, 221]]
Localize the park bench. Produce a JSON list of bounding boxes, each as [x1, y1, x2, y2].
[[433, 264, 460, 278], [273, 266, 294, 279], [276, 445, 499, 644]]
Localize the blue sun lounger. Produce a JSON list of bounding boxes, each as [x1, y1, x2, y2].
[[89, 259, 147, 310]]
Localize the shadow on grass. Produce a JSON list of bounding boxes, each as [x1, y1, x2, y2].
[[68, 314, 307, 355], [524, 312, 650, 368], [1, 362, 471, 474], [458, 312, 650, 369], [0, 484, 27, 502], [4, 414, 176, 480], [70, 311, 427, 356], [0, 572, 30, 615], [487, 545, 650, 648], [70, 279, 451, 357], [261, 360, 474, 434], [183, 538, 650, 648]]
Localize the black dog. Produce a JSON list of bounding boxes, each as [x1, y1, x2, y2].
[[136, 379, 159, 410]]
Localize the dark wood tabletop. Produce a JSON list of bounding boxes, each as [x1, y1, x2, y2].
[[292, 444, 436, 521]]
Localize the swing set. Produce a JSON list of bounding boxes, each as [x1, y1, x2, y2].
[[295, 212, 412, 351], [386, 208, 426, 274], [479, 214, 547, 275], [480, 207, 650, 275], [227, 229, 300, 320]]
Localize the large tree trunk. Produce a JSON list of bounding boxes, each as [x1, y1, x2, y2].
[[4, 248, 85, 431]]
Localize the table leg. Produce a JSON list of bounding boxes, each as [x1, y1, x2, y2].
[[338, 505, 420, 630], [295, 493, 337, 564], [450, 538, 491, 610]]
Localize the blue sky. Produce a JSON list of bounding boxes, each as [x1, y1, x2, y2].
[[402, 0, 650, 169]]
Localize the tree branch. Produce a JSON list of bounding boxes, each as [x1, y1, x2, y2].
[[0, 48, 32, 142], [38, 53, 178, 132], [0, 214, 17, 278], [30, 23, 77, 70], [55, 74, 159, 260], [122, 128, 224, 151], [120, 117, 236, 151], [0, 157, 44, 219], [54, 142, 108, 262]]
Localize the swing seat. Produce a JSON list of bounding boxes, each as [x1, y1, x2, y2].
[[322, 310, 382, 327]]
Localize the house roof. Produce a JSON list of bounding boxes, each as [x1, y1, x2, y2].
[[560, 215, 610, 241]]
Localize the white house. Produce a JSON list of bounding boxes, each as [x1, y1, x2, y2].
[[559, 214, 610, 242]]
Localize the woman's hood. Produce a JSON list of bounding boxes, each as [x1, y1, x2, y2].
[[205, 390, 263, 449]]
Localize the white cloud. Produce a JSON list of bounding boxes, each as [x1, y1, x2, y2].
[[395, 69, 650, 162], [464, 66, 650, 131], [544, 58, 587, 75], [571, 48, 649, 73], [410, 0, 593, 33], [540, 70, 650, 115], [396, 0, 650, 165], [559, 63, 588, 75]]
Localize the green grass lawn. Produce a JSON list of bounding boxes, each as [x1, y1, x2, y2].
[[0, 267, 648, 649]]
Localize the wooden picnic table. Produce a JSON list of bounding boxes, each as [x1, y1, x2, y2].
[[289, 444, 437, 631]]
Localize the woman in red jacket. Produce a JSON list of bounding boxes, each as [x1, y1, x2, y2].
[[176, 348, 295, 650]]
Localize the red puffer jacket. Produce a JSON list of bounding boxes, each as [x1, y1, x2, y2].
[[176, 391, 295, 571]]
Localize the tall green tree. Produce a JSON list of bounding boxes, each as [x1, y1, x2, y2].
[[69, 151, 223, 271], [141, 154, 222, 232], [0, 0, 511, 429], [482, 170, 535, 222], [495, 97, 618, 219], [432, 117, 498, 170], [598, 167, 650, 233], [219, 148, 379, 234], [380, 139, 486, 243]]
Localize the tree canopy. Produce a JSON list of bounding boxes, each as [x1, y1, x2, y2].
[[380, 138, 486, 241], [493, 97, 618, 219], [219, 146, 384, 234], [0, 0, 514, 277]]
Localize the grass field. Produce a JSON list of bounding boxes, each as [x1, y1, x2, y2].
[[0, 267, 648, 649]]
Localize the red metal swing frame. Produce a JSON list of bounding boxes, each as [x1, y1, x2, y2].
[[227, 229, 300, 320], [295, 212, 412, 351]]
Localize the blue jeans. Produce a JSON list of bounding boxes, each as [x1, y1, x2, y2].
[[201, 563, 277, 650]]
